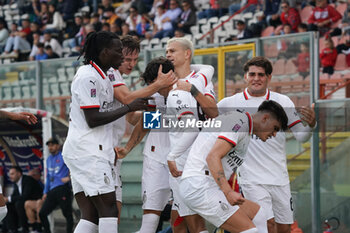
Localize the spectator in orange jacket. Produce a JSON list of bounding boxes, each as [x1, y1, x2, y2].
[[320, 38, 338, 75], [307, 0, 341, 36]]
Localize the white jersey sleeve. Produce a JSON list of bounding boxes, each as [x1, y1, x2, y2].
[[107, 69, 126, 88], [190, 64, 214, 87], [204, 81, 216, 100], [75, 75, 102, 109]]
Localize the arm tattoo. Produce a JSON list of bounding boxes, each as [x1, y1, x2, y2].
[[216, 170, 225, 186]]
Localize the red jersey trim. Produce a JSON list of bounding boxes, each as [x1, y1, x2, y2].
[[90, 61, 106, 79], [113, 83, 125, 87], [199, 73, 208, 87], [243, 90, 249, 100], [148, 104, 156, 108], [204, 93, 215, 100], [178, 111, 194, 120], [80, 105, 100, 109], [246, 112, 253, 135], [288, 120, 302, 128], [218, 136, 237, 147]]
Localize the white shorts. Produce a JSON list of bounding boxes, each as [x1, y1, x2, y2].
[[113, 159, 123, 202], [142, 155, 171, 211], [64, 156, 115, 197], [240, 183, 294, 224], [169, 175, 195, 217], [180, 176, 239, 227]]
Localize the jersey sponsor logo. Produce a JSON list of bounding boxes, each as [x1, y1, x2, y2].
[[101, 101, 113, 110], [176, 104, 189, 112], [91, 88, 96, 97], [232, 124, 241, 132], [143, 110, 161, 129], [227, 150, 243, 168], [108, 73, 115, 81], [172, 93, 179, 97]]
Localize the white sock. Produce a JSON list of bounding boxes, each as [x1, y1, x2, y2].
[[99, 217, 118, 233], [252, 207, 268, 233], [240, 228, 258, 233], [0, 206, 7, 221], [139, 213, 160, 233], [74, 219, 98, 233], [199, 231, 209, 233]]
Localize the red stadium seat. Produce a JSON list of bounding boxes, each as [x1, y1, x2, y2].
[[336, 3, 347, 15], [261, 26, 274, 37], [300, 6, 313, 23], [285, 59, 298, 76], [272, 59, 286, 76], [334, 54, 348, 71]]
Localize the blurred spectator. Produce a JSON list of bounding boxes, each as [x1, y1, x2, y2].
[[33, 2, 50, 26], [236, 20, 253, 40], [153, 4, 174, 39], [115, 0, 133, 20], [82, 13, 91, 26], [43, 32, 62, 57], [43, 3, 66, 34], [61, 0, 80, 20], [111, 23, 121, 34], [39, 138, 73, 233], [293, 42, 310, 78], [104, 6, 121, 26], [29, 32, 44, 61], [0, 18, 9, 53], [4, 166, 43, 233], [102, 22, 111, 31], [126, 6, 142, 32], [175, 0, 197, 34], [229, 0, 258, 15], [136, 15, 152, 38], [0, 18, 31, 58], [132, 0, 154, 14], [336, 37, 350, 67], [307, 0, 342, 36], [264, 0, 282, 27], [198, 0, 228, 20], [280, 0, 301, 32], [148, 0, 164, 18], [174, 28, 185, 37], [91, 13, 102, 32], [121, 22, 131, 36], [162, 0, 182, 25], [35, 42, 48, 60], [298, 23, 307, 33], [28, 168, 43, 189], [45, 45, 60, 59], [101, 0, 113, 10], [320, 38, 338, 75], [65, 14, 82, 40]]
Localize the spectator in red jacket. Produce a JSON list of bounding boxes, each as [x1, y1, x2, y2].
[[294, 43, 310, 78], [307, 0, 342, 36], [280, 0, 301, 32], [320, 38, 338, 75]]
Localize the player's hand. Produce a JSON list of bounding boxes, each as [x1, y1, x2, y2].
[[9, 112, 38, 125], [168, 160, 182, 177], [127, 97, 153, 111], [298, 104, 316, 128], [155, 64, 177, 89], [115, 147, 129, 159], [174, 80, 192, 92], [225, 190, 245, 206], [61, 177, 70, 183], [42, 194, 47, 202]]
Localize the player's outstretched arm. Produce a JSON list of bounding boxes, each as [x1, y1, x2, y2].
[[83, 97, 150, 128], [175, 81, 218, 118], [206, 138, 245, 206], [115, 118, 149, 159], [291, 104, 316, 142], [114, 65, 177, 105], [0, 110, 38, 125]]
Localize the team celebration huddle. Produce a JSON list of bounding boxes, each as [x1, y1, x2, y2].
[[60, 31, 316, 233]]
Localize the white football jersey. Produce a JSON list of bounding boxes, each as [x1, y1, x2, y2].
[[107, 68, 126, 147], [218, 88, 302, 185], [62, 62, 114, 161], [181, 111, 253, 181]]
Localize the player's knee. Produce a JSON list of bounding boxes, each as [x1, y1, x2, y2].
[[240, 228, 258, 233], [0, 206, 7, 221]]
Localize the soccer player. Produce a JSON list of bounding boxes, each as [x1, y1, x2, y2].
[[0, 110, 38, 221], [107, 35, 176, 223], [218, 56, 316, 233], [180, 100, 289, 233], [61, 31, 149, 233]]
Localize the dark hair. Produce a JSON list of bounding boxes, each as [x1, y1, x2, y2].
[[298, 23, 307, 30], [10, 166, 23, 174], [243, 56, 273, 75], [281, 0, 289, 5], [121, 35, 140, 55], [237, 20, 245, 25], [37, 42, 44, 48], [142, 57, 174, 85], [45, 45, 52, 50], [283, 23, 291, 28], [80, 31, 120, 65], [258, 100, 288, 131]]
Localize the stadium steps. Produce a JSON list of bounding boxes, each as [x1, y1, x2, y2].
[[287, 132, 350, 181]]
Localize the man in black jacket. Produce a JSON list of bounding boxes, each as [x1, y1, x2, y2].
[[4, 166, 43, 233]]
